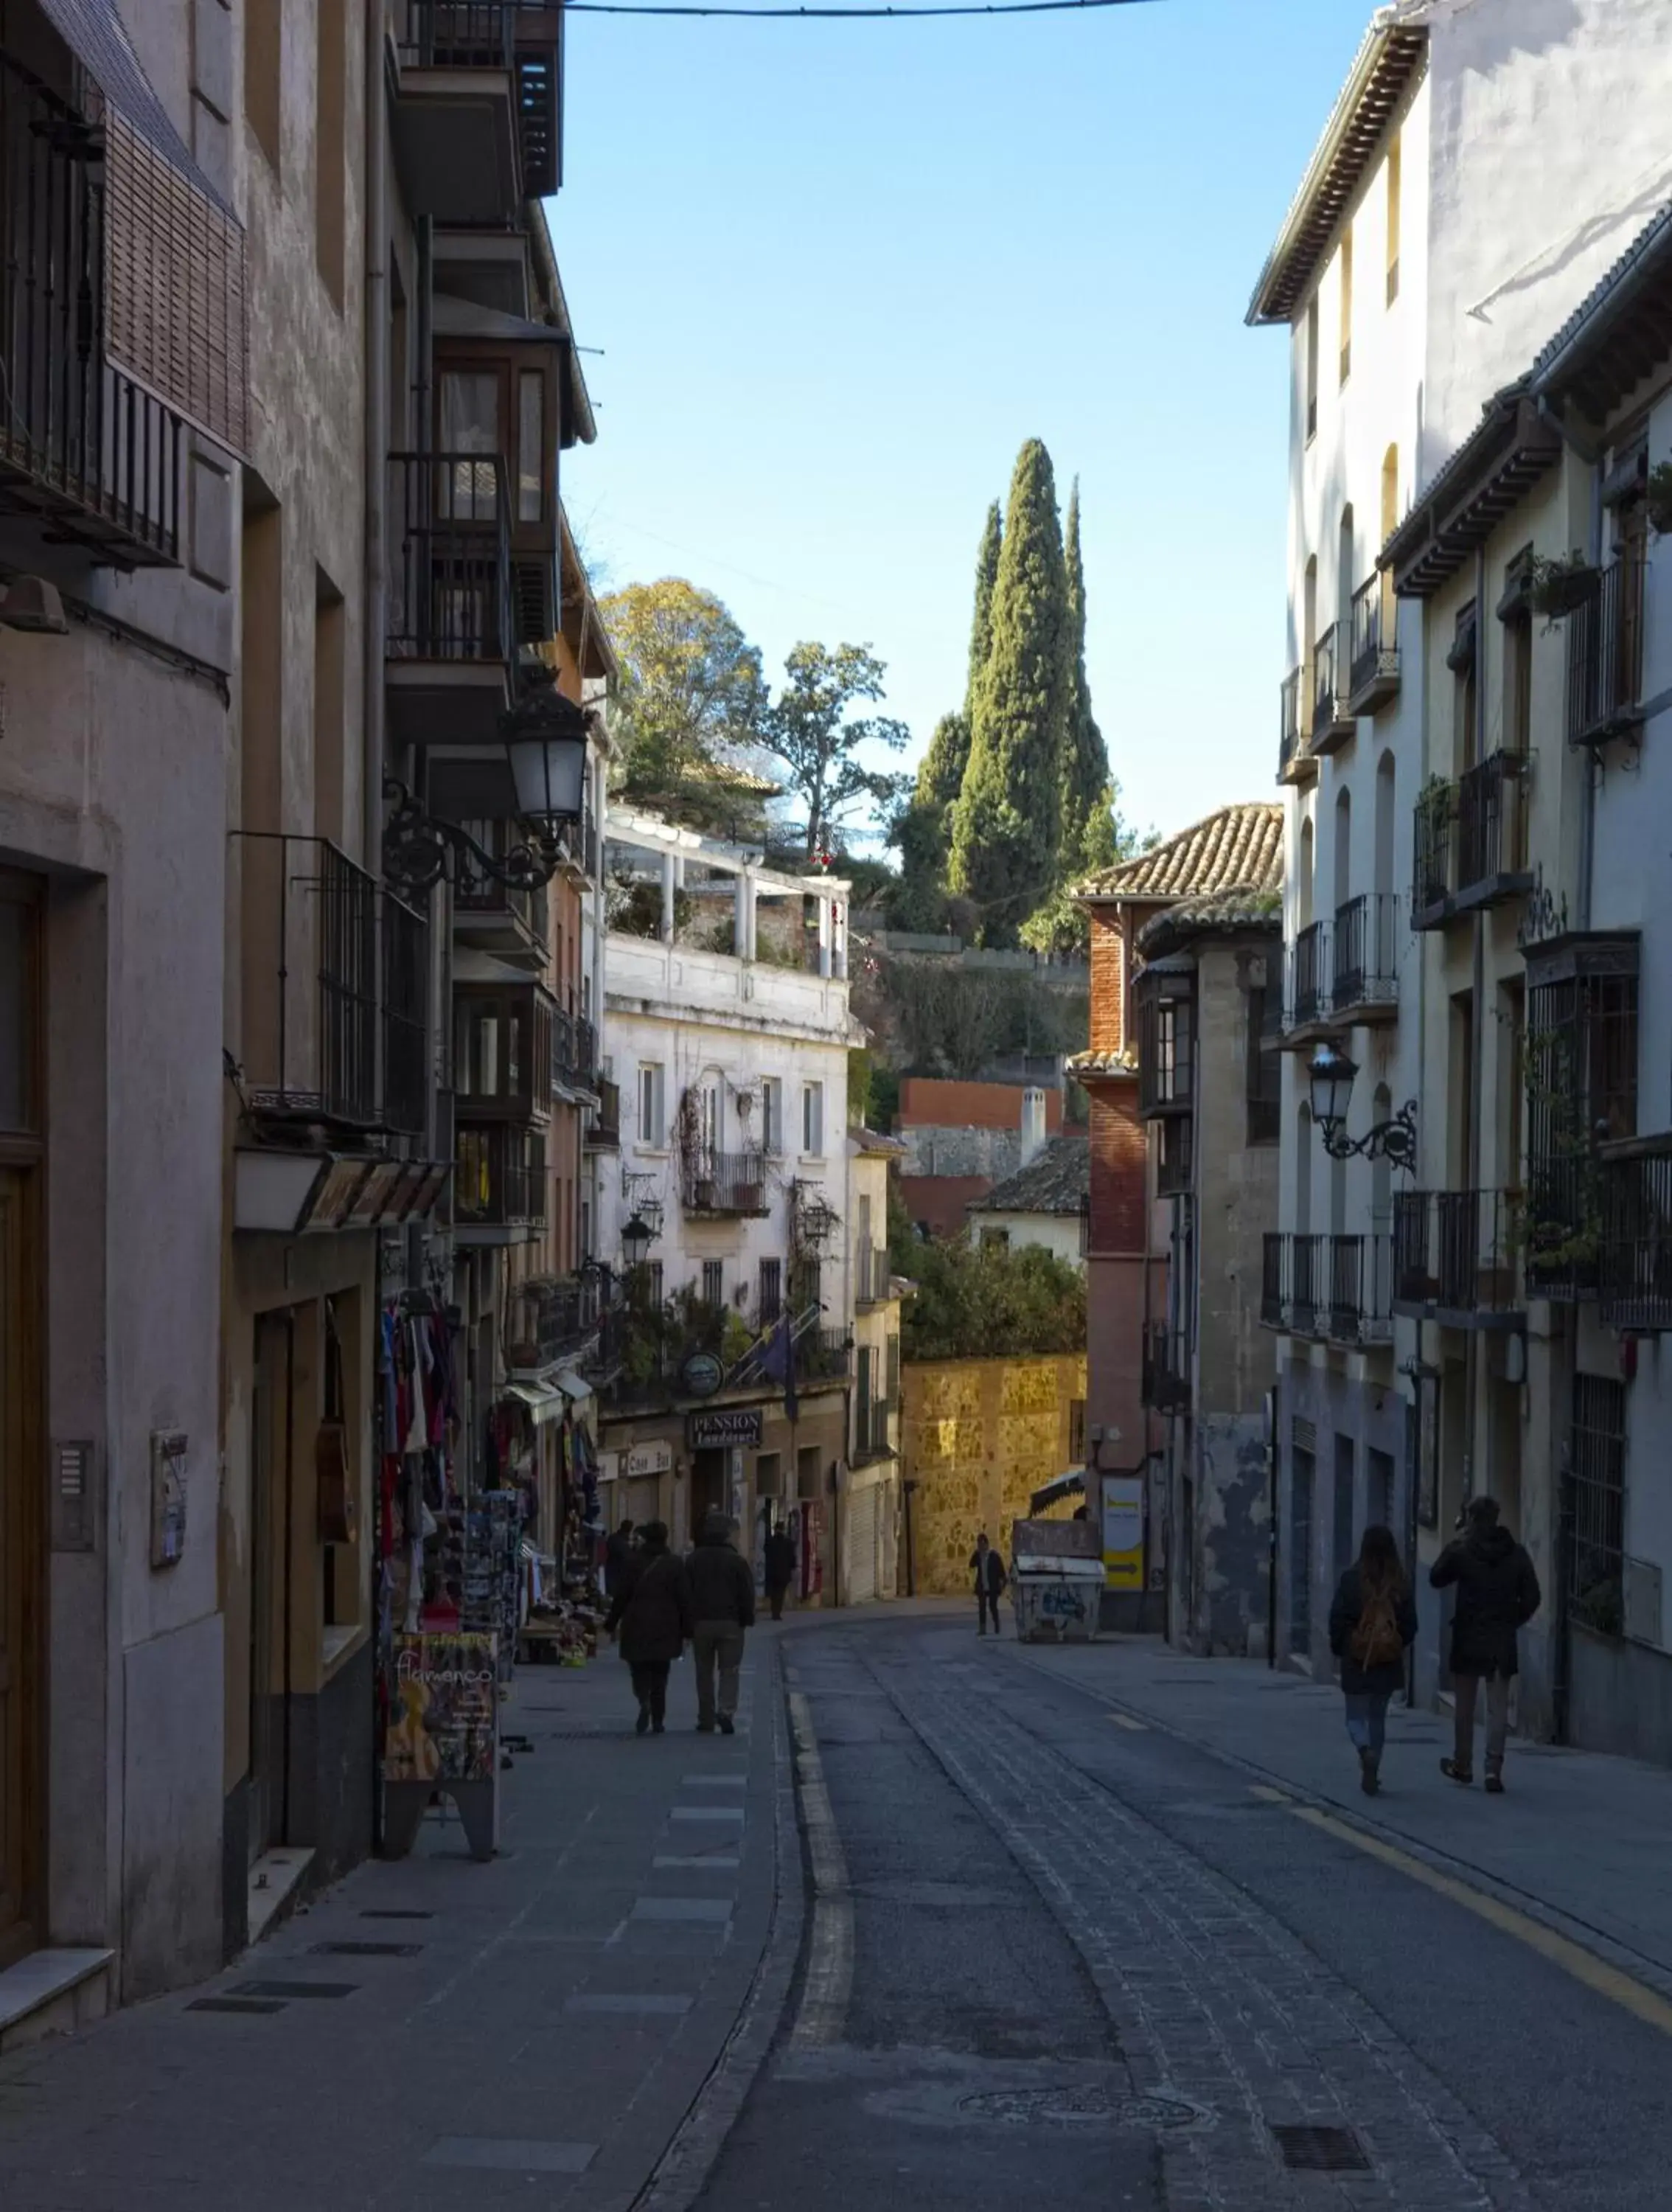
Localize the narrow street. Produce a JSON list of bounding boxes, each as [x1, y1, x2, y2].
[[4, 1605, 1671, 2211]]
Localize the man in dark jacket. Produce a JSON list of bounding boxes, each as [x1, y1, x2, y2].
[[764, 1522, 797, 1621], [605, 1521, 694, 1736], [971, 1532, 1008, 1636], [604, 1517, 635, 1597], [687, 1512, 756, 1733], [1430, 1495, 1542, 1792]]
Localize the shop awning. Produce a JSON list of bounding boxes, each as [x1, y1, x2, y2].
[[554, 1369, 593, 1405], [507, 1380, 564, 1426]]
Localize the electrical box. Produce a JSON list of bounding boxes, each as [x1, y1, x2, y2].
[[150, 1429, 188, 1568]]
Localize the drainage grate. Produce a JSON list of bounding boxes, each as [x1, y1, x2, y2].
[[311, 1941, 422, 1957], [1272, 2125, 1371, 2172], [187, 1997, 286, 2016], [231, 1980, 358, 2001], [360, 1909, 434, 1921]]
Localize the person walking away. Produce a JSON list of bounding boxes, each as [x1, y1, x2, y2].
[[1328, 1524, 1418, 1795], [971, 1532, 1008, 1636], [764, 1521, 796, 1622], [688, 1512, 756, 1733], [605, 1516, 635, 1597], [1430, 1495, 1541, 1793], [605, 1520, 693, 1736]]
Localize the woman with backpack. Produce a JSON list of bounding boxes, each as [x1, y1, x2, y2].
[[1328, 1524, 1418, 1795]]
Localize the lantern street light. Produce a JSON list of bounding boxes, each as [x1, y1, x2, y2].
[[621, 1213, 655, 1272], [381, 664, 591, 899], [1307, 1041, 1418, 1169]]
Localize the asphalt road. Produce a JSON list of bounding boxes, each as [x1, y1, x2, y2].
[[695, 1610, 1672, 2212]]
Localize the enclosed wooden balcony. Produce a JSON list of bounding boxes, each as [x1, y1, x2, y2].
[[453, 979, 555, 1124], [392, 1, 563, 225], [454, 1123, 546, 1243]]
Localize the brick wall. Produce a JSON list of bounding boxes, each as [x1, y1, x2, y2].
[[1088, 1084, 1146, 1256], [897, 1077, 1065, 1134]]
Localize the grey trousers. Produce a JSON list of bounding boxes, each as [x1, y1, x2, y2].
[[1454, 1671, 1511, 1773], [692, 1622, 745, 1725]]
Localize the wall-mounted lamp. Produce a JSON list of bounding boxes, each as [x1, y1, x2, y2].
[[0, 577, 69, 633], [621, 1213, 656, 1271], [1307, 1041, 1417, 1169]]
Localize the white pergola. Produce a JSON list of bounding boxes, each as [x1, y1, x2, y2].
[[605, 806, 851, 978]]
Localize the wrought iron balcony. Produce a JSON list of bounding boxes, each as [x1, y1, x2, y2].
[[386, 451, 514, 667], [1141, 1321, 1191, 1414], [1311, 625, 1356, 754], [1326, 1233, 1393, 1345], [795, 1326, 850, 1383], [1348, 575, 1400, 714], [1393, 1189, 1521, 1324], [1278, 667, 1311, 784], [233, 834, 380, 1129], [1330, 893, 1398, 1023], [680, 1148, 772, 1217], [585, 1077, 621, 1150], [506, 1274, 593, 1375], [454, 1122, 546, 1237], [1410, 752, 1531, 928], [1600, 1135, 1672, 1332], [1290, 1233, 1326, 1337], [453, 817, 549, 960], [1289, 920, 1331, 1036], [853, 1396, 895, 1464], [0, 52, 184, 566], [397, 1, 563, 200], [1566, 556, 1645, 749]]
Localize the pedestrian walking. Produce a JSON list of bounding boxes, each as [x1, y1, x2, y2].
[[970, 1531, 1008, 1636], [604, 1515, 635, 1597], [605, 1520, 693, 1736], [1430, 1495, 1542, 1793], [687, 1512, 756, 1733], [764, 1520, 796, 1622], [1328, 1523, 1418, 1795]]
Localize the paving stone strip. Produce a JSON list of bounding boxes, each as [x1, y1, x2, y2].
[[852, 1646, 1536, 2212]]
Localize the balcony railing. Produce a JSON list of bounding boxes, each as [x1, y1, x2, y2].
[[1311, 624, 1355, 754], [586, 1077, 621, 1150], [383, 891, 429, 1138], [1265, 1232, 1370, 1338], [1566, 556, 1645, 749], [0, 53, 184, 566], [1292, 921, 1330, 1031], [1141, 1321, 1191, 1414], [1261, 1234, 1286, 1328], [1291, 1233, 1326, 1337], [795, 1326, 849, 1382], [1600, 1136, 1672, 1332], [1393, 1189, 1521, 1321], [681, 1148, 771, 1217], [1331, 893, 1398, 1020], [234, 835, 379, 1127], [455, 1123, 546, 1231], [1411, 751, 1530, 928], [1326, 1233, 1393, 1344], [854, 1397, 895, 1463], [386, 451, 513, 665], [1278, 667, 1306, 782], [397, 2, 563, 196], [1348, 575, 1400, 714], [453, 818, 548, 949], [506, 1275, 595, 1374]]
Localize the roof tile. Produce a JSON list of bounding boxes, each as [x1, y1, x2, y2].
[[1077, 803, 1283, 903]]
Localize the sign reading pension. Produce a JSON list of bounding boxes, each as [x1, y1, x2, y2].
[[383, 1632, 499, 1784], [687, 1406, 763, 1450], [1101, 1476, 1146, 1591]]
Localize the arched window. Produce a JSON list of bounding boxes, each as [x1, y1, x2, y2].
[[1379, 446, 1399, 635], [1338, 504, 1356, 677], [1334, 787, 1353, 917], [1298, 815, 1315, 931], [1303, 556, 1319, 736]]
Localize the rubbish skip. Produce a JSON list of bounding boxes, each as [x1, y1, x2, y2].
[[1009, 1516, 1104, 1643]]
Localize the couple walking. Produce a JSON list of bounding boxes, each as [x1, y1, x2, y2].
[[1328, 1495, 1540, 1795], [604, 1514, 756, 1736]]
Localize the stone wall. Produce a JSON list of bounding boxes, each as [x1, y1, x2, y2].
[[902, 1354, 1087, 1594]]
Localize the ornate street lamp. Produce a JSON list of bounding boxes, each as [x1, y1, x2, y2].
[[382, 665, 591, 899], [621, 1213, 655, 1271], [1307, 1041, 1418, 1169]]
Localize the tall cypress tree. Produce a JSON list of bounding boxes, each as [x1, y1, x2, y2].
[[965, 498, 1003, 722], [947, 440, 1070, 945], [1059, 479, 1110, 859]]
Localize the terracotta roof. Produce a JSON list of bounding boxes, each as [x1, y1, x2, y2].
[[1065, 1047, 1138, 1077], [850, 1125, 905, 1155], [1078, 804, 1283, 904], [1136, 890, 1283, 962], [969, 1135, 1090, 1217]]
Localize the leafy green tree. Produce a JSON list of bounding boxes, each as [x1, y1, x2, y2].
[[947, 440, 1071, 945], [966, 498, 1002, 720], [1059, 480, 1110, 857], [600, 580, 768, 833], [889, 1211, 1087, 1363], [762, 641, 910, 860]]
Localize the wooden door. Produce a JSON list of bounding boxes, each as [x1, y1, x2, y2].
[[0, 1165, 42, 1966]]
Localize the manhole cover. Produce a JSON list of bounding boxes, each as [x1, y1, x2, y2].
[[958, 2087, 1209, 2131]]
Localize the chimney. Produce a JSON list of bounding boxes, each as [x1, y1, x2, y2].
[[1020, 1087, 1048, 1169]]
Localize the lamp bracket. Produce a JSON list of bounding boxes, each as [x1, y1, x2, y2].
[[380, 776, 559, 899], [1319, 1098, 1418, 1172]]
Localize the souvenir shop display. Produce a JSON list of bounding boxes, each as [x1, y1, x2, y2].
[[382, 1630, 498, 1862]]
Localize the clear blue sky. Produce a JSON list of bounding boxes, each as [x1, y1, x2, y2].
[[551, 0, 1370, 846]]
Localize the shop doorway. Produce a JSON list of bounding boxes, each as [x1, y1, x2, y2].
[[692, 1448, 726, 1531], [0, 1164, 43, 1967], [248, 1310, 296, 1861], [1289, 1444, 1315, 1657]]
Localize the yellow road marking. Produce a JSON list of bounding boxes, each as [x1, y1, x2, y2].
[[1109, 1713, 1148, 1731], [1248, 1784, 1291, 1804], [1289, 1801, 1672, 2040]]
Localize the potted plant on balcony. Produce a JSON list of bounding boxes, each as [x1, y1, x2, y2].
[[1525, 551, 1600, 622]]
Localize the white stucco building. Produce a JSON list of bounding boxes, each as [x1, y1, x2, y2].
[[594, 814, 864, 1592], [1249, 0, 1672, 1691]]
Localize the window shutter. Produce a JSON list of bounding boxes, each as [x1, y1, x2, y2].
[[105, 113, 248, 456]]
